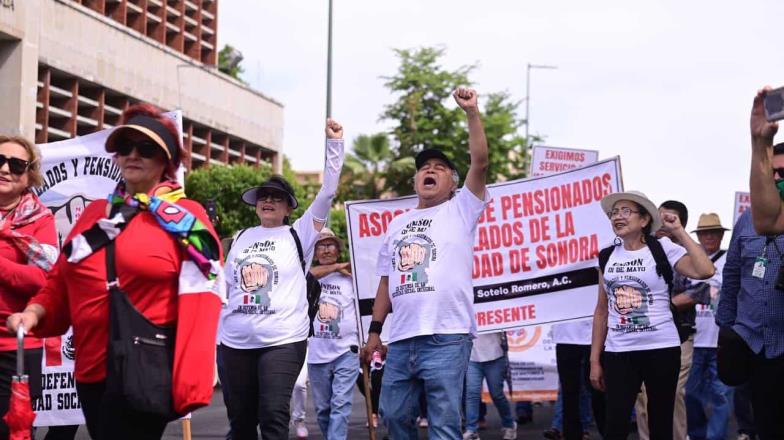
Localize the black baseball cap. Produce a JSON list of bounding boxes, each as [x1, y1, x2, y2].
[[241, 175, 299, 208], [415, 148, 456, 171]]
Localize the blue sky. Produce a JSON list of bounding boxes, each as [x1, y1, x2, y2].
[[220, 0, 784, 240]]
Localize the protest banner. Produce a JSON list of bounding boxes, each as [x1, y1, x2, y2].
[[33, 112, 182, 426], [529, 145, 599, 177], [479, 324, 558, 403], [345, 157, 623, 345], [733, 191, 750, 225]]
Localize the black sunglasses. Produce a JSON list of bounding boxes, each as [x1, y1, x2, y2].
[[257, 191, 287, 203], [115, 141, 163, 159], [774, 167, 784, 178], [0, 154, 31, 176]]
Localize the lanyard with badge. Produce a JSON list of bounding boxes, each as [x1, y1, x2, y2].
[[753, 236, 782, 279]]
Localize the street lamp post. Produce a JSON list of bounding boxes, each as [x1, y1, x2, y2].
[[525, 63, 557, 145], [326, 0, 334, 119]]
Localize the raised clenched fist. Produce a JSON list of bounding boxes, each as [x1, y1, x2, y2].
[[397, 243, 427, 271], [241, 263, 269, 292], [453, 87, 479, 113], [614, 285, 642, 315], [325, 118, 344, 140]]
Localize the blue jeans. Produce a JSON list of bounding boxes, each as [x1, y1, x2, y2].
[[308, 350, 358, 440], [685, 347, 733, 440], [380, 334, 472, 440], [551, 382, 593, 430], [465, 356, 515, 432]]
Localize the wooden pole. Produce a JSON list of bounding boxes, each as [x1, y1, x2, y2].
[[361, 360, 377, 440], [182, 418, 192, 440]]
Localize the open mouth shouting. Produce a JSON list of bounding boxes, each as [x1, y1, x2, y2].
[[422, 176, 437, 190]]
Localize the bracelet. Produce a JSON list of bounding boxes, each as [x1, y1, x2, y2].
[[368, 320, 383, 335]]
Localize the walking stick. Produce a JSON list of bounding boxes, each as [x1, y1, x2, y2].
[[361, 359, 377, 440], [181, 418, 191, 440]]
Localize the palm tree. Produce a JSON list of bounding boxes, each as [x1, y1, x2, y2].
[[340, 133, 414, 201]]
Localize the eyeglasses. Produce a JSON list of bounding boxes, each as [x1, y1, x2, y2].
[[115, 141, 162, 159], [316, 243, 338, 251], [0, 154, 31, 176], [257, 192, 286, 203], [607, 207, 640, 219]]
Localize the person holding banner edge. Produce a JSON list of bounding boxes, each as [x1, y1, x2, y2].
[[218, 118, 345, 440], [7, 104, 224, 440], [0, 135, 56, 439], [362, 87, 490, 440], [590, 191, 714, 440]]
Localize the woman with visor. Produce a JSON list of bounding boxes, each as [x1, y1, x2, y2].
[[8, 104, 223, 440]]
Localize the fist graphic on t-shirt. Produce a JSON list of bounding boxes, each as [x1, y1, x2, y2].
[[318, 302, 340, 322], [613, 285, 643, 315], [241, 262, 269, 292], [397, 243, 427, 271]]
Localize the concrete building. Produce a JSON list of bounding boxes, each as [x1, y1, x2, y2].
[[0, 0, 284, 172]]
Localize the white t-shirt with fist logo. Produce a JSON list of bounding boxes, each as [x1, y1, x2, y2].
[[219, 211, 319, 349], [693, 251, 726, 349], [307, 272, 359, 364], [602, 237, 686, 352], [376, 188, 490, 343]]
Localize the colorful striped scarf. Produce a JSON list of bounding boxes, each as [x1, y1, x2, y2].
[[64, 181, 220, 279]]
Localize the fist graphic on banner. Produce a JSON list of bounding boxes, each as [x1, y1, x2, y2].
[[613, 285, 643, 315], [397, 243, 427, 271], [241, 263, 269, 292]]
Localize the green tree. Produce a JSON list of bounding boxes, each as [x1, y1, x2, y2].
[[185, 164, 272, 238], [381, 46, 529, 193], [218, 44, 245, 82], [339, 133, 414, 202]]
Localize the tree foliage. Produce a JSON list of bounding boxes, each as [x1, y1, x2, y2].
[[218, 44, 245, 82], [339, 133, 414, 202], [378, 46, 529, 195], [185, 163, 274, 238]]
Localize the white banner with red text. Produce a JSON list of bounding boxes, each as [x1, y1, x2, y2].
[[529, 145, 599, 178], [480, 324, 559, 402], [345, 157, 623, 346], [733, 191, 750, 225]]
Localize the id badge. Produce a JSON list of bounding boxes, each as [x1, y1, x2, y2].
[[752, 256, 768, 279]]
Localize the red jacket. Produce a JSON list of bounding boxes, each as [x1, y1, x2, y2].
[[31, 199, 223, 415], [0, 210, 56, 351]]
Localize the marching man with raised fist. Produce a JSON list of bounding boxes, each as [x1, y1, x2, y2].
[[363, 88, 491, 439]]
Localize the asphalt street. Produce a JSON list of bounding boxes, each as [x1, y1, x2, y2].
[[34, 385, 739, 439]]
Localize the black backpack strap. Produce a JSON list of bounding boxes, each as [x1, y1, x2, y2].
[[226, 228, 249, 254], [289, 227, 306, 275], [598, 245, 615, 273], [105, 240, 119, 289], [711, 250, 726, 263], [646, 236, 674, 295]]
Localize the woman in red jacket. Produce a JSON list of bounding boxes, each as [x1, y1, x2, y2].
[[7, 104, 224, 440], [0, 135, 57, 438]]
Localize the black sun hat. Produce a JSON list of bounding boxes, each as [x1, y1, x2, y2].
[[241, 175, 299, 208]]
